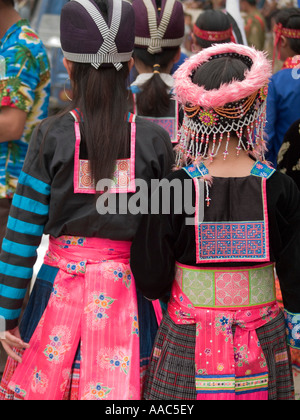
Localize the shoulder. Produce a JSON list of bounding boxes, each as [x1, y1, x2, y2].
[[3, 21, 50, 75], [267, 170, 299, 197], [39, 111, 74, 131], [17, 21, 46, 48], [267, 170, 300, 220], [268, 168, 297, 183], [284, 118, 300, 137], [33, 112, 75, 148], [270, 68, 296, 84], [165, 167, 190, 182], [22, 112, 75, 173], [16, 21, 49, 65]]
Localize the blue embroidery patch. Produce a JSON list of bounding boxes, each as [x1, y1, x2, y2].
[[183, 163, 209, 179], [284, 309, 300, 350], [250, 162, 276, 179], [197, 222, 268, 263]]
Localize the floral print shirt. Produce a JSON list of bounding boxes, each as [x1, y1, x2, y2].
[[0, 19, 50, 199]]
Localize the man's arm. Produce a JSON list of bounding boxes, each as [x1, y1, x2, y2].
[[0, 107, 27, 143]]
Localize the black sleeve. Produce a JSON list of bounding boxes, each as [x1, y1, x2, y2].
[[273, 174, 300, 350], [277, 119, 300, 190], [0, 123, 53, 330], [275, 175, 300, 311], [131, 177, 177, 300]]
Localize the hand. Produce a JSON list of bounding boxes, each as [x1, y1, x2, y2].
[[0, 328, 30, 363]]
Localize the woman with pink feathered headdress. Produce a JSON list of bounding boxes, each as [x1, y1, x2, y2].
[[131, 42, 300, 400]]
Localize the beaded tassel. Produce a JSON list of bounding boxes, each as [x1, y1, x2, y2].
[[236, 127, 244, 156], [203, 134, 210, 157], [210, 133, 217, 162], [204, 180, 211, 207], [223, 132, 230, 160]]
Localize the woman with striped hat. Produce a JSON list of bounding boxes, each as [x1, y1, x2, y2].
[[130, 0, 185, 144], [0, 0, 174, 400]]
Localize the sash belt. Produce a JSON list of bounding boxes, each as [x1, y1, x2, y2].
[[168, 262, 280, 400]]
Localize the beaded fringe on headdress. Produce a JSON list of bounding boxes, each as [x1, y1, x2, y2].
[[172, 44, 272, 169]]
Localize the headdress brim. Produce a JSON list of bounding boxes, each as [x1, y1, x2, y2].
[[173, 43, 271, 109]]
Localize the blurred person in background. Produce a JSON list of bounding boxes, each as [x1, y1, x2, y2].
[[0, 0, 50, 379], [0, 0, 50, 249], [240, 0, 266, 50], [0, 0, 174, 400], [265, 7, 300, 167], [191, 9, 236, 53], [277, 119, 300, 189], [14, 0, 33, 20], [206, 0, 249, 45], [130, 0, 185, 144]]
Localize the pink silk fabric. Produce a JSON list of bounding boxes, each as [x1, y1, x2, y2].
[[9, 236, 140, 400], [168, 279, 280, 400]]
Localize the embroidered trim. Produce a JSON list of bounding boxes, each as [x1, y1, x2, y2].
[[143, 116, 178, 143], [274, 23, 300, 40], [197, 222, 268, 263], [196, 375, 235, 394], [284, 309, 300, 350], [196, 373, 268, 395], [235, 373, 268, 395], [250, 161, 275, 179], [175, 262, 276, 308], [182, 163, 209, 178], [194, 176, 270, 263], [183, 161, 275, 180], [193, 25, 234, 42]]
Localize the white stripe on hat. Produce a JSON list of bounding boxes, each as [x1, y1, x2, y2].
[[139, 0, 181, 54], [64, 0, 130, 70]]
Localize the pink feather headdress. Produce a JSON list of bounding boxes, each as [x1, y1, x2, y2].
[[173, 43, 272, 168]]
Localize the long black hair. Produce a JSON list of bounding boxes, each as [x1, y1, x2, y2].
[[133, 47, 179, 117], [43, 0, 131, 188], [71, 62, 130, 185]]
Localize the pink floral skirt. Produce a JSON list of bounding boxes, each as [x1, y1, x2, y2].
[[0, 236, 143, 400]]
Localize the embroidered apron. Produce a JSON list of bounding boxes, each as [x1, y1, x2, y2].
[[9, 236, 140, 400], [168, 262, 280, 400]]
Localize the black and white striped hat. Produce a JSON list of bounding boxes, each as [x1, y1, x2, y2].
[[132, 0, 184, 54], [60, 0, 135, 70]]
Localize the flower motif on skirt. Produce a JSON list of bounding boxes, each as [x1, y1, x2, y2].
[[84, 292, 116, 330], [215, 314, 233, 344], [131, 313, 139, 336], [97, 347, 131, 375], [9, 383, 27, 398], [82, 382, 112, 400], [31, 367, 49, 394], [49, 283, 70, 309], [43, 326, 72, 364]]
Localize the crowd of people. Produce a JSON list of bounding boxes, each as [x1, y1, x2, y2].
[[0, 0, 299, 401]]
